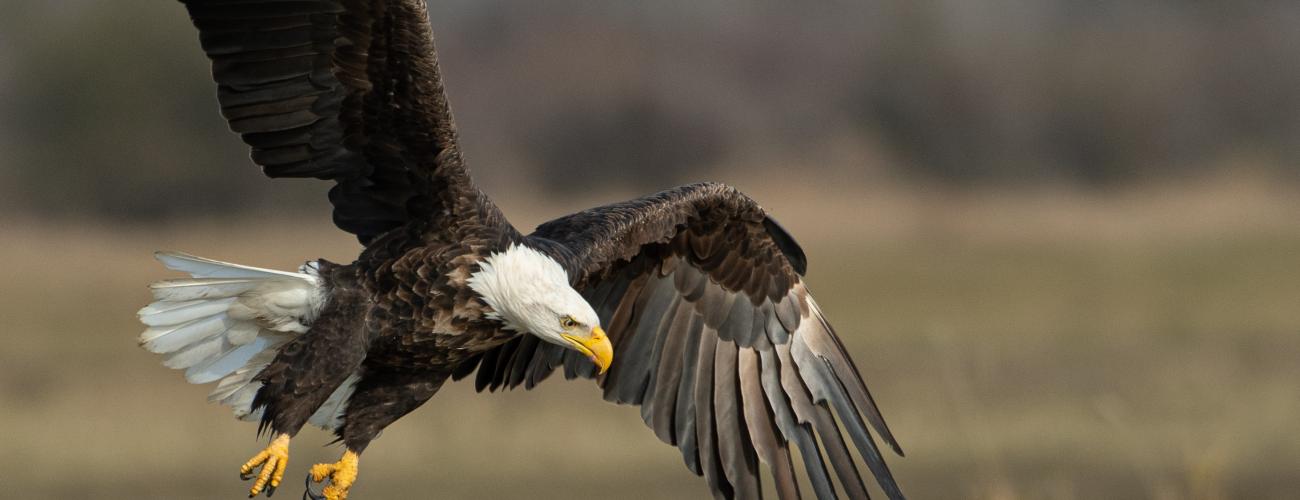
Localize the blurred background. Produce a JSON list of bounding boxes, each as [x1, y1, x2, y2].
[[1, 1, 1298, 499]]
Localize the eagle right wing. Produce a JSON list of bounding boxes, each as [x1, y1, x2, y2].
[[179, 0, 501, 243], [460, 183, 904, 499]]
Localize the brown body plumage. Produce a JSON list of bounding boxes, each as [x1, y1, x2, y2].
[[145, 1, 905, 498]]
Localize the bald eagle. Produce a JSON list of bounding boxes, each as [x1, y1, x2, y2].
[[138, 1, 905, 499]]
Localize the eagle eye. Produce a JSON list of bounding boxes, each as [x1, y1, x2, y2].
[[560, 316, 579, 329]]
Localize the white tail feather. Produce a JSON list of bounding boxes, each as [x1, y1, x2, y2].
[[155, 251, 308, 279], [150, 278, 264, 301], [141, 316, 233, 354], [140, 251, 337, 427], [140, 298, 238, 326]]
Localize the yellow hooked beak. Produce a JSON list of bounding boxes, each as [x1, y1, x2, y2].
[[562, 326, 613, 374]]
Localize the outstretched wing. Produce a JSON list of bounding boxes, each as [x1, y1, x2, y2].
[[457, 183, 904, 499], [179, 0, 502, 243]]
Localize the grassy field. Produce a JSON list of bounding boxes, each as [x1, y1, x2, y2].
[[2, 181, 1298, 499]]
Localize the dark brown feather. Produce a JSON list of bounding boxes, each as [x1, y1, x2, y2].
[[646, 301, 693, 444], [694, 327, 729, 498], [714, 340, 760, 498], [739, 348, 801, 499], [674, 312, 706, 475]]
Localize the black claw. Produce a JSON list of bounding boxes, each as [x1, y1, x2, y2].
[[266, 484, 277, 497], [241, 472, 254, 481], [303, 473, 326, 500]]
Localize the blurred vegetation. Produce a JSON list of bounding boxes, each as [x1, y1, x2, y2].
[[1, 1, 1298, 222], [3, 185, 1298, 499]]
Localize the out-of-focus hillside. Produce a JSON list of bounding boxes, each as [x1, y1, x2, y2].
[[1, 1, 1298, 221]]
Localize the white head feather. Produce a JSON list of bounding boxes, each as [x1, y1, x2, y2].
[[467, 244, 601, 346]]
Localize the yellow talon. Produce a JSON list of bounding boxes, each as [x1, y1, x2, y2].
[[307, 450, 360, 500], [240, 434, 291, 497]]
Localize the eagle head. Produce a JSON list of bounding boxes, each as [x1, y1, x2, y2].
[[467, 244, 613, 374]]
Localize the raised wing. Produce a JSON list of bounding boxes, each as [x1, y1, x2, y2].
[[179, 0, 501, 243], [457, 183, 904, 499]]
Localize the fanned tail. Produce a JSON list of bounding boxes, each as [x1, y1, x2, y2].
[[139, 251, 336, 424]]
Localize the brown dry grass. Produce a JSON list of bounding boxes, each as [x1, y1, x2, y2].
[[2, 179, 1298, 499]]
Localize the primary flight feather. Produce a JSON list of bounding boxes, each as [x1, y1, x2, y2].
[[138, 1, 906, 498]]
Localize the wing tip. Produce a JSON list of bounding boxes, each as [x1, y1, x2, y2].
[[890, 440, 905, 457]]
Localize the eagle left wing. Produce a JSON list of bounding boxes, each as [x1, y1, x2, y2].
[[177, 0, 507, 244], [456, 182, 904, 499]]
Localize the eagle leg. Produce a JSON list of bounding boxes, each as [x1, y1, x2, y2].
[[240, 433, 291, 497], [304, 449, 360, 500]]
